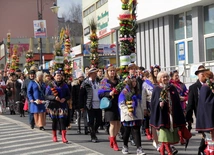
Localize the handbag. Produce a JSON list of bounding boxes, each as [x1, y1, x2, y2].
[[180, 126, 192, 140], [100, 97, 112, 110], [23, 99, 28, 111]]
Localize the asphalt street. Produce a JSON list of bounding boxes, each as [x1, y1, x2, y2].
[[0, 113, 200, 155]]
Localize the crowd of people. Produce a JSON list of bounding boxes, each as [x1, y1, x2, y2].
[[0, 63, 213, 155]]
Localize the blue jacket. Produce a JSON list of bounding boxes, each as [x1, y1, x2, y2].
[[27, 80, 46, 113]]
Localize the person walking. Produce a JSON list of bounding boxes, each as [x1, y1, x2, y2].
[[21, 70, 36, 129], [169, 70, 188, 145], [186, 65, 209, 154], [196, 70, 214, 155], [79, 68, 102, 143], [141, 70, 153, 140], [118, 75, 146, 155], [6, 73, 21, 115], [45, 70, 71, 143], [98, 64, 120, 151], [27, 71, 46, 130], [72, 72, 85, 134], [150, 71, 186, 155]]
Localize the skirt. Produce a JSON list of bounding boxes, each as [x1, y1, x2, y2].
[[158, 128, 179, 143]]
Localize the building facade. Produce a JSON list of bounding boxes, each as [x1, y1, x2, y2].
[[109, 0, 214, 82]]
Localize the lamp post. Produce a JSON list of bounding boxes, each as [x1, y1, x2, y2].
[[37, 0, 43, 71]]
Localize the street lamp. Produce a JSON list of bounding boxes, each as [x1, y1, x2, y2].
[[50, 2, 59, 14], [37, 1, 59, 71]]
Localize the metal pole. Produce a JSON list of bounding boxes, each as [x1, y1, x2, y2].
[[37, 0, 43, 71], [116, 29, 120, 67]]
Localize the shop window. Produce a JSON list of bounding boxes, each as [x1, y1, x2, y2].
[[204, 4, 214, 34], [174, 13, 185, 40], [205, 37, 214, 61]]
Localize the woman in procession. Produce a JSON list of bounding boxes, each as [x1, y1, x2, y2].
[[148, 65, 161, 150], [169, 70, 188, 145], [118, 75, 146, 155], [27, 71, 46, 130], [150, 71, 186, 155], [45, 70, 71, 143], [98, 64, 121, 151]]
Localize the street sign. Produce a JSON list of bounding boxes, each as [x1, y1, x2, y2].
[[178, 42, 185, 64]]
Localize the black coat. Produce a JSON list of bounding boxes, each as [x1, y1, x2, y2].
[[150, 85, 185, 129], [186, 80, 202, 122], [72, 80, 82, 109], [79, 78, 99, 110], [196, 85, 214, 131]]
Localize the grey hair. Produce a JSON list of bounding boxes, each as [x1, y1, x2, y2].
[[36, 71, 43, 77], [157, 71, 169, 83]]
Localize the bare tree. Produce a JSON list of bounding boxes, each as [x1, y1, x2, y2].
[[61, 3, 82, 23]]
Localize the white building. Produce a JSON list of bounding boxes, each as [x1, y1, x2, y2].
[[82, 0, 116, 44], [108, 0, 214, 81]]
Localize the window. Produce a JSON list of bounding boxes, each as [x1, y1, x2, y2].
[[188, 41, 193, 63], [96, 0, 108, 9], [186, 11, 192, 38], [204, 4, 214, 34], [205, 37, 214, 61], [83, 4, 95, 17], [174, 13, 185, 40], [174, 11, 193, 64]]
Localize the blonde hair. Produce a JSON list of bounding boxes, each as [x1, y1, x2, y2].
[[36, 71, 43, 77], [104, 66, 117, 80], [157, 71, 169, 83]]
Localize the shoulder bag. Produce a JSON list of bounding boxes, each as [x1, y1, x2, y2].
[[100, 97, 112, 110]]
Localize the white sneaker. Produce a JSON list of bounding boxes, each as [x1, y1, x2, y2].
[[122, 146, 129, 154], [153, 141, 157, 148], [137, 147, 146, 155]]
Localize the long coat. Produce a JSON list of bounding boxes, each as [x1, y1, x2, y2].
[[6, 79, 21, 102], [150, 85, 186, 129], [186, 80, 202, 123], [196, 85, 214, 131], [27, 80, 46, 113]]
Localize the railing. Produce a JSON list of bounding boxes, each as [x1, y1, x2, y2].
[[161, 61, 214, 87]]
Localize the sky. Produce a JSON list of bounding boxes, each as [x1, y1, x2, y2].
[[57, 0, 82, 18]]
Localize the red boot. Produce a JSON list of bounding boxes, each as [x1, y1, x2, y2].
[[113, 136, 119, 151], [159, 143, 165, 155], [164, 143, 173, 155], [178, 130, 186, 145], [52, 130, 58, 142], [204, 147, 210, 155], [109, 137, 114, 148], [145, 128, 152, 140], [61, 130, 68, 143]]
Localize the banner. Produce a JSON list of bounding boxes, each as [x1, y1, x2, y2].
[[33, 20, 47, 38], [83, 44, 116, 55]]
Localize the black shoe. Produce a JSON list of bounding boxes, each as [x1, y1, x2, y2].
[[39, 127, 45, 131], [85, 127, 89, 135], [99, 126, 104, 130], [77, 130, 81, 134], [31, 125, 34, 129], [20, 114, 22, 117], [91, 137, 97, 143]]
